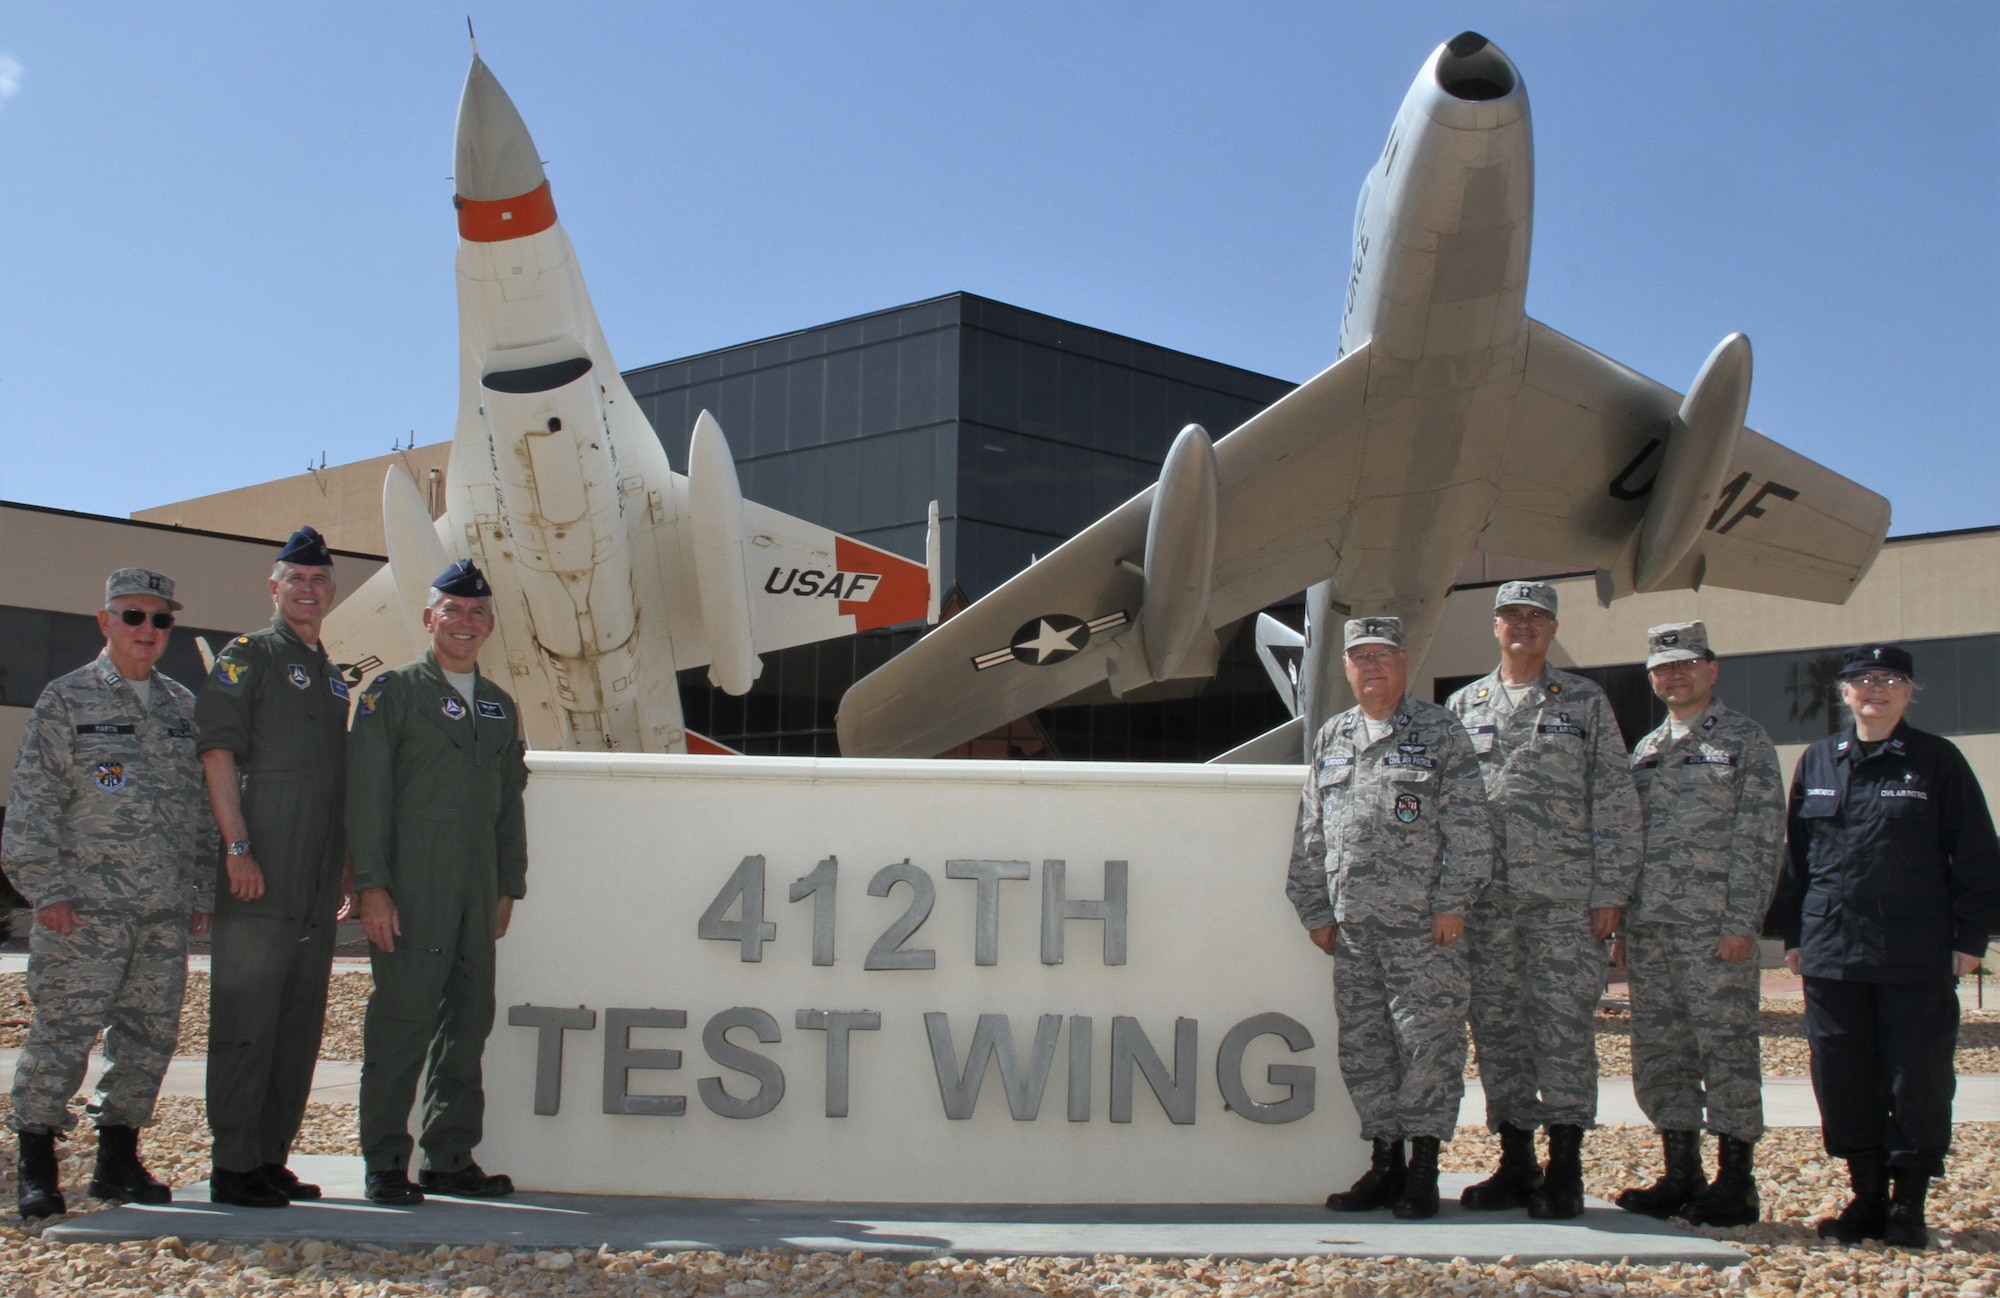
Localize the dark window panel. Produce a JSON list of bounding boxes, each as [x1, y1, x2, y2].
[[716, 375, 755, 446], [717, 348, 756, 378], [897, 333, 940, 428], [823, 349, 862, 444], [752, 368, 790, 458], [786, 356, 827, 451], [1056, 351, 1096, 450], [860, 343, 899, 434], [753, 342, 791, 371], [1017, 343, 1059, 438]]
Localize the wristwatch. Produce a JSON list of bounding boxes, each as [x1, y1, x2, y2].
[[226, 840, 251, 857]]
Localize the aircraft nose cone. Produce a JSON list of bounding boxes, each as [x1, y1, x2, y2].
[[454, 55, 547, 201], [1435, 30, 1518, 102]]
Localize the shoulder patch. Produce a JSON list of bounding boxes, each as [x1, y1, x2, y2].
[[212, 659, 247, 688], [356, 690, 382, 719]]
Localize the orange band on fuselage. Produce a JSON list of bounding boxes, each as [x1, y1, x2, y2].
[[455, 181, 557, 242]]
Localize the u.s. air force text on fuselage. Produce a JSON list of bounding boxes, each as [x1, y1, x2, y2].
[[507, 854, 1316, 1127]]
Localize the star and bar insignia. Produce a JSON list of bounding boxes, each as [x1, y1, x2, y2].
[[972, 610, 1131, 671]]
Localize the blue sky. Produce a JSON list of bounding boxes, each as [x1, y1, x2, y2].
[[0, 3, 1992, 536]]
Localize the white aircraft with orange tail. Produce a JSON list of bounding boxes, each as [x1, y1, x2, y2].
[[324, 51, 938, 754]]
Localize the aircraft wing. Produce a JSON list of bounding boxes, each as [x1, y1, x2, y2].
[[1479, 320, 1890, 603], [836, 344, 1374, 759]]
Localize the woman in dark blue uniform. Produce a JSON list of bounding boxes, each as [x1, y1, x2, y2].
[[1775, 643, 2000, 1249]]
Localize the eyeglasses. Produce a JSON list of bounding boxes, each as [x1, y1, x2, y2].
[[1844, 672, 1910, 690], [1497, 608, 1552, 624], [1647, 659, 1705, 676], [1346, 649, 1401, 665], [113, 609, 175, 630]]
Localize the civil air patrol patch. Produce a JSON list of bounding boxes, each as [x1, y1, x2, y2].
[[356, 690, 381, 719], [1395, 793, 1420, 823], [329, 677, 350, 701], [288, 664, 310, 690], [212, 659, 247, 689], [1383, 754, 1437, 771], [476, 699, 507, 720], [441, 695, 468, 721], [93, 761, 126, 792]]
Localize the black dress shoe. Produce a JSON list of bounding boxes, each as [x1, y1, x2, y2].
[[365, 1170, 425, 1205], [418, 1162, 515, 1198], [209, 1166, 289, 1209], [259, 1163, 322, 1201]]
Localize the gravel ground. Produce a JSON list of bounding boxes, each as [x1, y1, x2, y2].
[[0, 1102, 1996, 1294], [0, 971, 371, 1061]]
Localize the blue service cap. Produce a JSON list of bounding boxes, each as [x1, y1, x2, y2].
[[276, 525, 334, 567], [432, 559, 493, 598], [1840, 643, 1914, 679]]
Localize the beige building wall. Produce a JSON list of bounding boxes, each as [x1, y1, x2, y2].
[[1414, 526, 2000, 790], [133, 442, 450, 557], [1, 503, 384, 805]]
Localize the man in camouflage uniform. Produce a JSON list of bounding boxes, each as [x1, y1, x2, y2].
[[196, 525, 354, 1208], [348, 560, 528, 1205], [1446, 580, 1641, 1219], [1288, 616, 1493, 1219], [1614, 621, 1785, 1227], [1, 568, 212, 1218]]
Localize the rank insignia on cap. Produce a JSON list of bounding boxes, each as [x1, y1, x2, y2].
[[476, 699, 507, 720], [1394, 793, 1420, 823], [357, 690, 381, 719], [93, 761, 126, 792], [1660, 632, 1679, 645], [288, 664, 310, 689], [441, 695, 468, 721], [212, 660, 246, 688]]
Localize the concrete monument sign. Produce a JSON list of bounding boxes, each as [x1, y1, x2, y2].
[[481, 753, 1359, 1202]]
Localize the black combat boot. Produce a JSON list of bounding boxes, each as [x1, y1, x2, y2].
[[1817, 1149, 1890, 1243], [88, 1125, 172, 1204], [1527, 1123, 1587, 1219], [1882, 1168, 1931, 1249], [1460, 1122, 1543, 1210], [1326, 1137, 1406, 1212], [259, 1162, 322, 1201], [1683, 1134, 1760, 1228], [1392, 1136, 1442, 1219], [210, 1165, 290, 1208], [1616, 1129, 1707, 1218], [16, 1132, 65, 1220]]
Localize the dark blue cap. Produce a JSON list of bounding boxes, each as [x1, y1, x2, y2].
[[1840, 643, 1915, 678], [431, 559, 492, 598], [275, 525, 333, 567]]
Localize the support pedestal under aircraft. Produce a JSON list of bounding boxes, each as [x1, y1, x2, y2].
[[835, 31, 1890, 761], [325, 53, 939, 753]]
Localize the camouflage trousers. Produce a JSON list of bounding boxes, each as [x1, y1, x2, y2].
[[7, 908, 188, 1133], [1333, 922, 1469, 1141], [1465, 892, 1603, 1129], [1627, 921, 1764, 1142]]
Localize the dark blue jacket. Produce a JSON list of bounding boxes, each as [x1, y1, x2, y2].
[[1776, 721, 2000, 982]]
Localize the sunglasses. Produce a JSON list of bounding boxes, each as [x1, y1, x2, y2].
[[114, 609, 176, 630]]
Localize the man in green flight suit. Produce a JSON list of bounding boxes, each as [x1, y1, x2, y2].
[[196, 526, 355, 1208], [347, 559, 528, 1205]]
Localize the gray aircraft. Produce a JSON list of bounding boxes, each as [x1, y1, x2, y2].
[[835, 31, 1890, 761]]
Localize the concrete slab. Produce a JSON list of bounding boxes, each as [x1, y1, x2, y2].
[[0, 1050, 362, 1106], [47, 1158, 1745, 1263]]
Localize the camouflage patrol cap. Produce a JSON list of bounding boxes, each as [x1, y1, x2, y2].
[[1494, 580, 1557, 616], [1344, 616, 1405, 651], [105, 567, 182, 611], [1645, 620, 1712, 669]]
